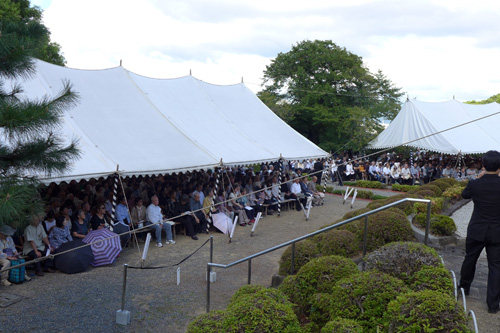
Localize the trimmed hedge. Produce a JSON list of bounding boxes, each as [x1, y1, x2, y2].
[[408, 266, 454, 295], [385, 290, 472, 332], [329, 271, 409, 330], [362, 242, 443, 283], [314, 229, 359, 257], [419, 184, 443, 196], [430, 215, 457, 236], [186, 310, 225, 333], [279, 240, 319, 276], [321, 318, 363, 333], [280, 255, 359, 314], [363, 211, 415, 252], [391, 183, 418, 192]]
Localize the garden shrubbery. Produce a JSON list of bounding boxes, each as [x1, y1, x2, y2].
[[430, 214, 457, 236], [408, 266, 454, 295], [385, 290, 472, 332], [186, 310, 225, 333], [362, 242, 443, 282], [321, 318, 363, 333], [391, 183, 418, 192], [329, 271, 409, 330], [279, 240, 319, 276], [363, 211, 415, 252], [314, 229, 359, 257], [443, 184, 466, 201], [419, 184, 443, 196]]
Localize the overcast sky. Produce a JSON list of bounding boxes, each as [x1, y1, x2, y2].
[[32, 0, 500, 102]]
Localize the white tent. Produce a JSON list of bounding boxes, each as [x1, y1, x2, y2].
[[7, 59, 328, 182], [368, 99, 500, 155]]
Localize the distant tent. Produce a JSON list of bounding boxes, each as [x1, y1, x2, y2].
[[6, 59, 328, 182], [368, 99, 500, 154]]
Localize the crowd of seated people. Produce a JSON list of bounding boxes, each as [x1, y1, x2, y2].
[[328, 151, 482, 185]]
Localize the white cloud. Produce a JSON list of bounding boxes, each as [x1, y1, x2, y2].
[[41, 0, 500, 100]]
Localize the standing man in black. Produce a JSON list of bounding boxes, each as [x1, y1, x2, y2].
[[459, 150, 500, 313]]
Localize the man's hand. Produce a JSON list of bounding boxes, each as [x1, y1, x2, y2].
[[35, 250, 42, 258]]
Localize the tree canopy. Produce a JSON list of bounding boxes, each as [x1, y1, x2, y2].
[[0, 0, 66, 66], [0, 2, 78, 228], [259, 40, 403, 153], [466, 93, 500, 105]]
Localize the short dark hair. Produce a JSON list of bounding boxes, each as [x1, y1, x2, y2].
[[482, 150, 500, 172]]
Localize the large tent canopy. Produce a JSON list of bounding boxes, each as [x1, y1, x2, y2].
[[368, 99, 500, 155], [6, 59, 328, 182]]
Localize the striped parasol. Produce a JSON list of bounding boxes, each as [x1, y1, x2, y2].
[[82, 229, 122, 267]]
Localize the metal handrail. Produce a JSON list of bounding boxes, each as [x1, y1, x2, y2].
[[206, 197, 432, 312]]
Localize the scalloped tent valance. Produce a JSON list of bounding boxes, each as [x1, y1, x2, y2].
[[8, 59, 328, 182], [368, 99, 500, 155]]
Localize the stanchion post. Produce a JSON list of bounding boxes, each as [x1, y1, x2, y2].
[[210, 236, 214, 263], [248, 259, 252, 284], [363, 216, 368, 257], [116, 264, 131, 325], [425, 201, 431, 245], [206, 264, 211, 313]]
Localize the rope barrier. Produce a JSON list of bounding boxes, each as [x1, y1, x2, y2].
[[126, 238, 210, 269]]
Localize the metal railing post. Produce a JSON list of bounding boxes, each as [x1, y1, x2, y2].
[[425, 201, 431, 245], [291, 242, 296, 275], [206, 264, 211, 313], [248, 259, 252, 284], [210, 236, 214, 263], [363, 216, 368, 257], [121, 264, 128, 311]]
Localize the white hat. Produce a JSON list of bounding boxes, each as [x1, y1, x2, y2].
[[0, 224, 15, 236]]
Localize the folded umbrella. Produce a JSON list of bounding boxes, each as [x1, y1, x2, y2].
[[82, 229, 122, 267], [54, 239, 94, 274]]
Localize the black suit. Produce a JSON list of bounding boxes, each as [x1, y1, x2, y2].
[[460, 173, 500, 310]]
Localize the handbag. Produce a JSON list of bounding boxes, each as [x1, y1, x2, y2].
[[8, 258, 26, 284]]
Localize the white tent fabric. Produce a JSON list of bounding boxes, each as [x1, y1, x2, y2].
[[7, 59, 327, 182], [368, 99, 500, 155]]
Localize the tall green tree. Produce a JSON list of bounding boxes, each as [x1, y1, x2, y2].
[[0, 0, 66, 65], [466, 93, 500, 105], [0, 12, 79, 228], [259, 40, 403, 153]]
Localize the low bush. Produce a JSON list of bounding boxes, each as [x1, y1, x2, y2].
[[362, 242, 443, 283], [288, 255, 359, 314], [428, 180, 452, 191], [415, 189, 437, 198], [342, 207, 371, 220], [223, 288, 301, 333], [279, 240, 319, 276], [385, 290, 472, 332], [314, 229, 359, 257], [372, 194, 388, 200], [434, 177, 459, 186], [408, 266, 454, 295], [186, 310, 225, 333], [413, 213, 430, 228], [329, 271, 409, 330], [229, 284, 266, 303], [419, 184, 443, 196], [366, 199, 386, 210], [430, 215, 456, 236], [279, 275, 300, 312], [380, 194, 415, 215], [309, 293, 334, 327], [414, 198, 442, 215], [355, 180, 384, 189], [391, 183, 418, 192], [321, 318, 363, 333], [363, 211, 415, 252], [442, 184, 466, 201]]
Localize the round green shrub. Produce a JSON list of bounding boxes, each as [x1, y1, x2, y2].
[[385, 207, 407, 218], [381, 194, 415, 215], [385, 290, 471, 332], [415, 189, 437, 198], [279, 275, 300, 310], [409, 266, 454, 295], [414, 199, 442, 215], [363, 211, 415, 252], [355, 180, 383, 189], [429, 180, 451, 191], [363, 242, 443, 282], [309, 293, 334, 327], [338, 219, 364, 236], [434, 177, 458, 186], [321, 318, 363, 333], [314, 229, 359, 257], [279, 239, 319, 276], [329, 271, 409, 330], [430, 215, 456, 236], [442, 185, 465, 201], [366, 199, 386, 210], [223, 289, 301, 333], [293, 255, 359, 313], [413, 213, 430, 228], [342, 207, 371, 220], [230, 284, 266, 303], [187, 310, 225, 333], [419, 184, 443, 196]]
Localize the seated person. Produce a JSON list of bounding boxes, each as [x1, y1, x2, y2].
[[49, 216, 73, 251], [146, 195, 175, 247], [1, 225, 31, 286], [23, 215, 55, 276], [72, 209, 91, 239], [90, 204, 112, 230], [237, 188, 256, 224], [228, 185, 249, 226], [401, 163, 412, 185], [174, 194, 200, 240], [130, 197, 147, 228], [307, 176, 325, 206], [290, 178, 303, 211], [42, 210, 57, 236], [190, 192, 209, 233], [299, 177, 314, 208]]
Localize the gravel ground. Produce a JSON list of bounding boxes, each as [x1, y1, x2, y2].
[[0, 194, 366, 333]]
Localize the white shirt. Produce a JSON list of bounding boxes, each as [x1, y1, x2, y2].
[[146, 203, 163, 224], [290, 182, 301, 195]]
